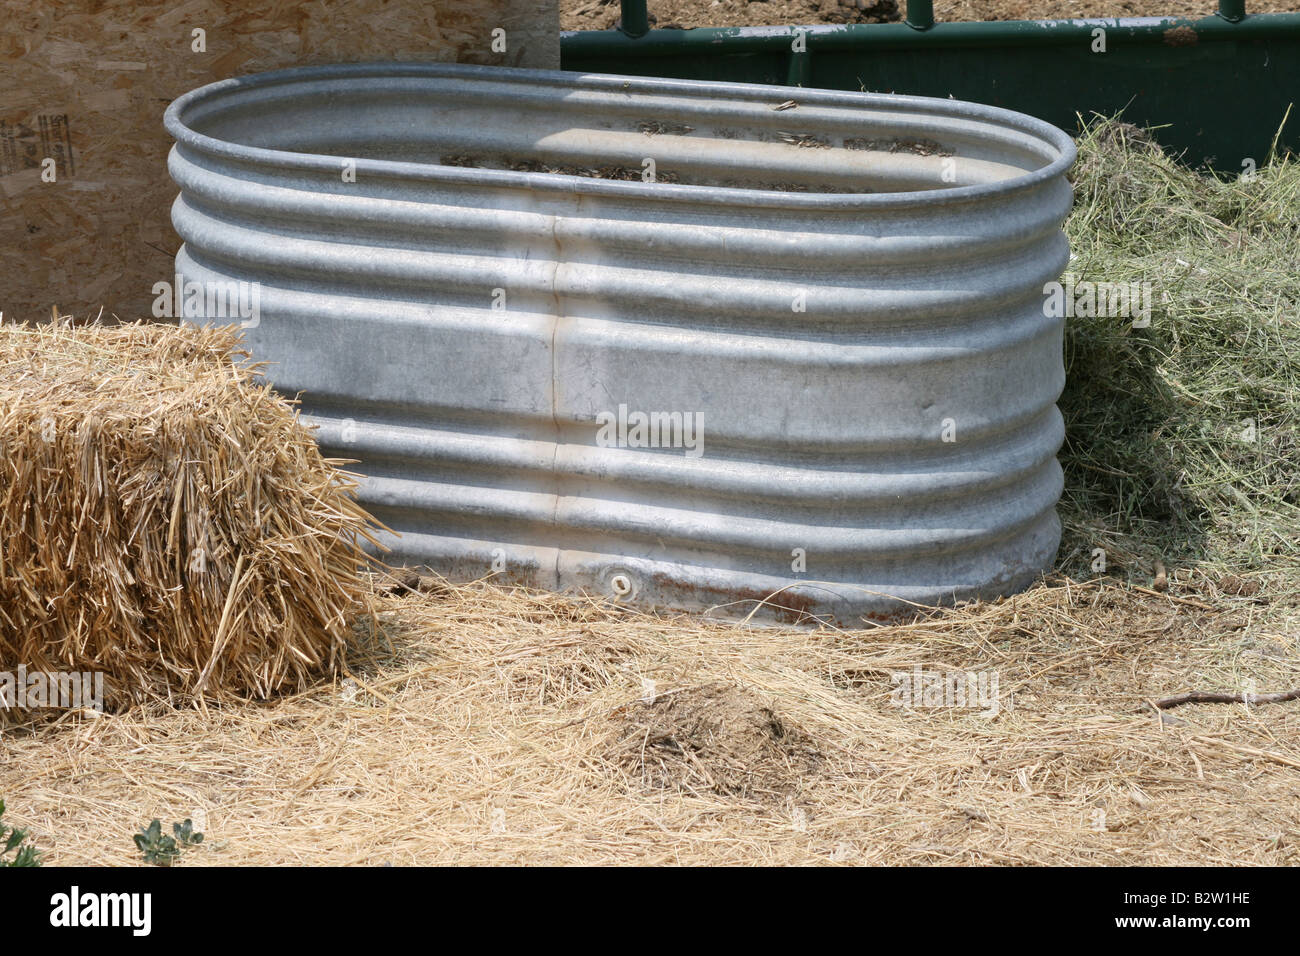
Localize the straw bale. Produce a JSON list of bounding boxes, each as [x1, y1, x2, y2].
[[0, 319, 383, 708]]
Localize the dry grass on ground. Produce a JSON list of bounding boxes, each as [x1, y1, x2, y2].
[[3, 570, 1297, 865]]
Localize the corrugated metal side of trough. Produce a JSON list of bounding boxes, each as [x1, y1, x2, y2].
[[165, 63, 1075, 625]]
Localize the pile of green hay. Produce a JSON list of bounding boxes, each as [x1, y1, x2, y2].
[[1056, 115, 1300, 577]]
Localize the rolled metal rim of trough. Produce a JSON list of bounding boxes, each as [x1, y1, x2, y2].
[[163, 60, 1077, 210]]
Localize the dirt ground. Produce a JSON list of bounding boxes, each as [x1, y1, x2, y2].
[[561, 0, 1300, 30], [3, 569, 1298, 866]]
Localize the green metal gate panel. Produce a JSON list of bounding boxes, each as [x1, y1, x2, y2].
[[561, 2, 1300, 170]]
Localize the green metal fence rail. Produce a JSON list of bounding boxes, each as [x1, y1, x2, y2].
[[560, 1, 1300, 170]]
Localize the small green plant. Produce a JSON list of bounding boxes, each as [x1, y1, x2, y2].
[[134, 818, 204, 866], [0, 798, 42, 867]]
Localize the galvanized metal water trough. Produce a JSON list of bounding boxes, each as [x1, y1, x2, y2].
[[166, 62, 1075, 625]]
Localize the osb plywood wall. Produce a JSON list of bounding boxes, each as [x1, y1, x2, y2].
[[0, 0, 558, 321]]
